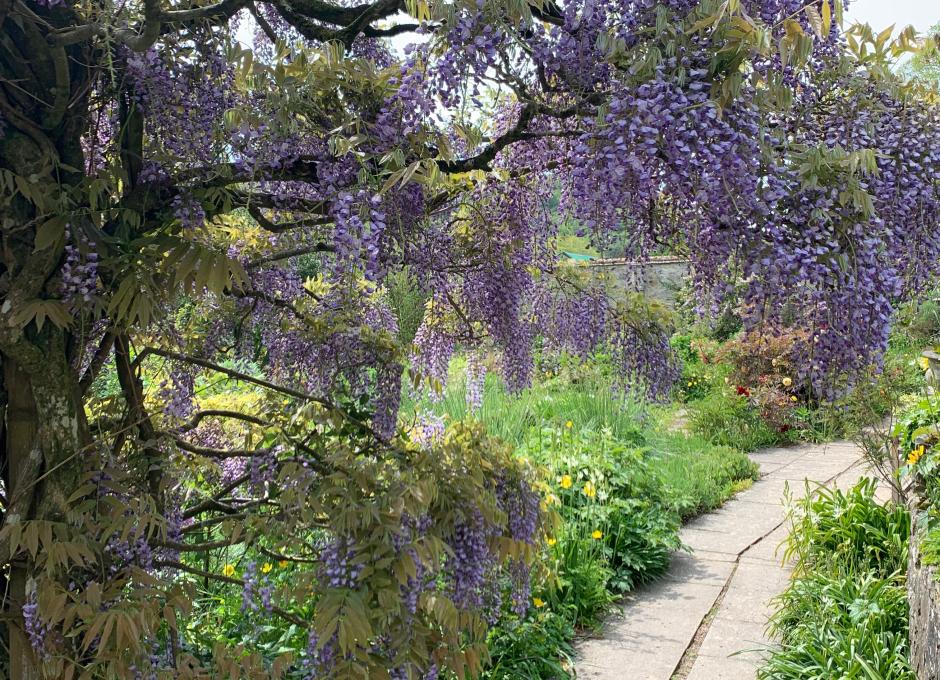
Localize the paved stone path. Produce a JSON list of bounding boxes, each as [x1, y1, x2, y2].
[[575, 440, 880, 680]]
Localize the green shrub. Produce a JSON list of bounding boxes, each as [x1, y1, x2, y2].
[[482, 610, 575, 680], [525, 429, 681, 599], [761, 571, 913, 680], [761, 479, 913, 679], [782, 478, 910, 576], [687, 387, 785, 451], [543, 534, 617, 629]]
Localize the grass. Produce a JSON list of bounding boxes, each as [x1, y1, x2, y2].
[[401, 356, 647, 447], [402, 356, 757, 523]]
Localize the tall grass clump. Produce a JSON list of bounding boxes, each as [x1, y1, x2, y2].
[[403, 356, 647, 447]]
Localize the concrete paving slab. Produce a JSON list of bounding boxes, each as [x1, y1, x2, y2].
[[695, 616, 772, 661], [738, 525, 789, 564], [660, 552, 736, 587], [685, 653, 766, 680], [575, 440, 867, 680], [575, 580, 724, 680]]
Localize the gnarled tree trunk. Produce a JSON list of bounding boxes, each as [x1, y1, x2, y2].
[[2, 328, 90, 679]]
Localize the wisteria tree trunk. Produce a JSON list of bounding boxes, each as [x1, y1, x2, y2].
[[0, 21, 92, 669], [2, 333, 90, 677]]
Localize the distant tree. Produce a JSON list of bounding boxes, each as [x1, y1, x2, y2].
[[903, 20, 940, 83]]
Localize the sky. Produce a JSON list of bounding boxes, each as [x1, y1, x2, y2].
[[847, 0, 937, 33], [235, 1, 940, 61]]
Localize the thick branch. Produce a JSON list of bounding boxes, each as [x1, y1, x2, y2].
[[114, 336, 164, 500], [248, 244, 335, 268], [79, 331, 115, 395], [437, 96, 599, 172], [174, 438, 273, 460], [178, 409, 270, 432]]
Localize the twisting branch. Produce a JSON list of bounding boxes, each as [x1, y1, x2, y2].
[[173, 438, 273, 460], [79, 331, 116, 395], [437, 95, 602, 172], [153, 536, 246, 552], [178, 409, 270, 432], [183, 472, 252, 519], [272, 0, 415, 45], [135, 347, 401, 457], [248, 244, 335, 268], [248, 2, 280, 44], [135, 347, 334, 406], [52, 0, 249, 47], [246, 204, 333, 233], [52, 0, 164, 50], [114, 335, 165, 501]]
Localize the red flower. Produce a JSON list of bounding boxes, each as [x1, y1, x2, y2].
[[735, 385, 751, 397]]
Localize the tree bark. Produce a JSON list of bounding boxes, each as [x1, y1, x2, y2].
[[4, 359, 41, 680], [2, 330, 90, 680]]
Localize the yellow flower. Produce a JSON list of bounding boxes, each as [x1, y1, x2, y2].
[[582, 481, 597, 499], [547, 537, 557, 546], [533, 597, 546, 608], [790, 396, 798, 402], [591, 530, 603, 540], [782, 377, 792, 387], [565, 420, 573, 429], [560, 475, 572, 489], [545, 370, 553, 378], [688, 381, 693, 387], [222, 564, 236, 577], [909, 445, 926, 466], [919, 356, 930, 371], [261, 562, 273, 574], [278, 560, 289, 568]]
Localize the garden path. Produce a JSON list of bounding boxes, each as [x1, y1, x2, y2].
[[574, 440, 883, 680]]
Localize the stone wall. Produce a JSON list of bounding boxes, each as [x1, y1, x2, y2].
[[586, 256, 689, 307], [909, 511, 940, 678]]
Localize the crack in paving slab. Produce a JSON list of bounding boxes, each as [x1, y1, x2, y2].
[[574, 442, 870, 680]]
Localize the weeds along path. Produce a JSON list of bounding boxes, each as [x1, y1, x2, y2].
[[574, 441, 881, 680]]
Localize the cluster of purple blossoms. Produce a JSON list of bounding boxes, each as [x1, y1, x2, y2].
[[411, 411, 446, 449], [319, 537, 362, 589], [447, 510, 494, 610], [302, 631, 337, 679], [157, 367, 195, 421], [411, 313, 456, 399], [22, 592, 50, 658], [105, 532, 154, 573], [60, 232, 99, 308], [464, 352, 486, 412], [171, 193, 207, 232], [248, 447, 279, 491]]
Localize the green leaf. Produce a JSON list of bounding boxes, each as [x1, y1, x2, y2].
[[34, 216, 68, 252]]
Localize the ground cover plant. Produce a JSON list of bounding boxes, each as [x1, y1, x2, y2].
[[2, 0, 940, 676], [760, 479, 913, 679]]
